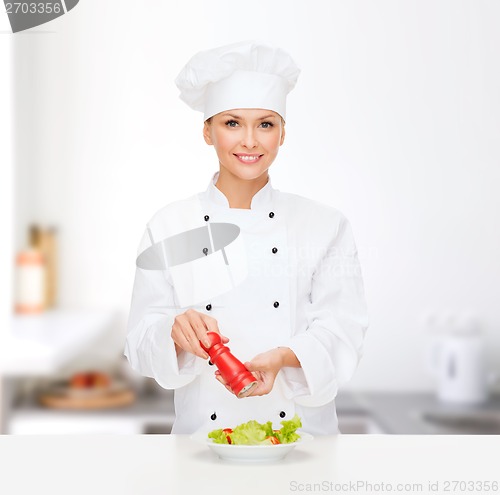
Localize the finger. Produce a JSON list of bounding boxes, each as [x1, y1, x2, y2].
[[244, 361, 257, 372], [214, 373, 226, 385], [171, 327, 192, 354], [174, 312, 210, 358], [243, 372, 269, 397], [214, 372, 233, 393], [189, 338, 210, 359], [245, 382, 266, 397], [172, 324, 208, 359], [250, 378, 273, 397], [176, 328, 209, 359], [215, 374, 232, 393], [214, 370, 227, 384], [183, 319, 214, 358], [199, 315, 229, 343], [187, 314, 213, 349]]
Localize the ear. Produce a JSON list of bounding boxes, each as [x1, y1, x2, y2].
[[279, 123, 286, 146], [203, 121, 213, 145]]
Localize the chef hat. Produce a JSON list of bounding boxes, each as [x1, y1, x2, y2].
[[174, 40, 301, 121]]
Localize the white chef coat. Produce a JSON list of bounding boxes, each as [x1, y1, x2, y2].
[[124, 171, 369, 435]]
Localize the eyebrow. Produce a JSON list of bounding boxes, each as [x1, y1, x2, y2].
[[222, 113, 277, 120]]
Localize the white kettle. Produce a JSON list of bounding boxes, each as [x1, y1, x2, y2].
[[427, 315, 495, 404]]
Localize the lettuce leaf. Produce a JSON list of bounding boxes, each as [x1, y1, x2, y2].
[[230, 420, 273, 445], [207, 429, 229, 444], [275, 414, 302, 444], [207, 415, 302, 445]]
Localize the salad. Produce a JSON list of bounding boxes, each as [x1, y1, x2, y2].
[[208, 414, 302, 445]]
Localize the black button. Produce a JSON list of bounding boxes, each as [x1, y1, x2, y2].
[[208, 360, 214, 366], [273, 301, 280, 308], [279, 411, 286, 418], [211, 413, 217, 420], [204, 215, 210, 221], [272, 247, 278, 254], [206, 304, 212, 311], [269, 212, 275, 218], [203, 247, 208, 256]]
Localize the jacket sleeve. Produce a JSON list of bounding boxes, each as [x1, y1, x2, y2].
[[280, 214, 369, 406], [123, 227, 203, 389]]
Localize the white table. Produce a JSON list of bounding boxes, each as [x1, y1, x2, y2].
[[0, 434, 498, 494]]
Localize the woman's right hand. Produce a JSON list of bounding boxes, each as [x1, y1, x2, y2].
[[171, 309, 229, 360]]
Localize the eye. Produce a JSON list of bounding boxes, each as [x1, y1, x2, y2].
[[260, 121, 274, 129], [225, 120, 239, 127]]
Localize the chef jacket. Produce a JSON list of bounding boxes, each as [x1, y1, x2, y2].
[[124, 171, 369, 435]]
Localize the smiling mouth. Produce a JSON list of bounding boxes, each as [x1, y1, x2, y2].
[[234, 154, 263, 163]]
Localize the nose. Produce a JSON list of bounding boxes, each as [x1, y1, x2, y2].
[[241, 127, 258, 149]]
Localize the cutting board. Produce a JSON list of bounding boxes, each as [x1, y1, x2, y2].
[[38, 382, 136, 410]]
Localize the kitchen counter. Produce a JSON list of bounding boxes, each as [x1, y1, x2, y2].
[[8, 390, 176, 435], [9, 389, 500, 435], [0, 434, 498, 494], [336, 392, 500, 434]]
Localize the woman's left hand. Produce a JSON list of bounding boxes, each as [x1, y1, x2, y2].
[[214, 348, 284, 397]]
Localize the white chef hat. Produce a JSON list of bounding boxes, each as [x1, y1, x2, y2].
[[174, 40, 301, 122]]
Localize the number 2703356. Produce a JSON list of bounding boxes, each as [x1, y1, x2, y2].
[[5, 3, 63, 14]]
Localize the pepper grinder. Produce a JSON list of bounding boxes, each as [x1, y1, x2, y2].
[[200, 332, 258, 398]]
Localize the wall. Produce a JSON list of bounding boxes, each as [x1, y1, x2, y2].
[[13, 0, 500, 392], [1, 17, 14, 333], [1, 16, 14, 432]]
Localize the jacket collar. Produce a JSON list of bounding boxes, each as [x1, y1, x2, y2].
[[203, 170, 275, 211]]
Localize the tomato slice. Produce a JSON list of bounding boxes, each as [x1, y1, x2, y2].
[[222, 428, 233, 444], [266, 436, 281, 445]]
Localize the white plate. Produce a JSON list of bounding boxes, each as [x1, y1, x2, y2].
[[190, 430, 313, 463]]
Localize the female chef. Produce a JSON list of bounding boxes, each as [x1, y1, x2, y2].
[[124, 41, 369, 435]]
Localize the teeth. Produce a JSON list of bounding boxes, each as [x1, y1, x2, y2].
[[238, 155, 260, 161]]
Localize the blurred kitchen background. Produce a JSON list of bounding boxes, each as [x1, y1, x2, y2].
[[1, 0, 500, 435]]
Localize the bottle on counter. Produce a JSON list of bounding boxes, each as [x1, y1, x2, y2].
[[30, 224, 58, 308], [14, 246, 46, 314], [14, 224, 59, 314]]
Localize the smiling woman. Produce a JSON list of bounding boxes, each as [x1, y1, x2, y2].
[[202, 109, 286, 209], [124, 40, 369, 437]]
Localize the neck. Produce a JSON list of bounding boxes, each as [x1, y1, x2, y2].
[[215, 169, 269, 209]]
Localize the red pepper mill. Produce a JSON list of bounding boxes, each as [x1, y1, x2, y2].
[[200, 332, 258, 398]]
